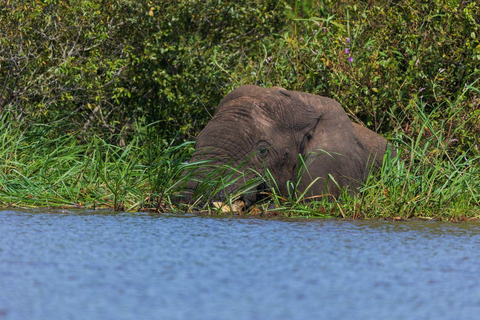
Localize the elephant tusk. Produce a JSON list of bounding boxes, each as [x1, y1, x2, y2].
[[212, 200, 246, 214]]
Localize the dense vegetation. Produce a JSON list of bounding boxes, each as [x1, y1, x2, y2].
[[1, 0, 479, 219]]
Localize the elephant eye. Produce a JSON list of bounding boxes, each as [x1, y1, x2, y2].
[[256, 140, 272, 160], [258, 148, 269, 159]]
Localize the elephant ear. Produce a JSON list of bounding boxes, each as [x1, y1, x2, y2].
[[351, 123, 389, 169], [288, 92, 371, 198]]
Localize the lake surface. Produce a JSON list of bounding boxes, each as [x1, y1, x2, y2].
[[1, 209, 480, 320]]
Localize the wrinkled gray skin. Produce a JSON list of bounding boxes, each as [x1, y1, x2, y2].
[[183, 85, 390, 207]]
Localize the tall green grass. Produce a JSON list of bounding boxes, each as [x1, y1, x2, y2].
[[257, 94, 480, 220], [0, 116, 261, 213], [0, 99, 478, 220], [355, 98, 480, 220], [0, 116, 154, 210]]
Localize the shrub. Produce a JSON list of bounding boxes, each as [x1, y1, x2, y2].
[[1, 0, 286, 144], [1, 0, 479, 157], [235, 0, 479, 156]]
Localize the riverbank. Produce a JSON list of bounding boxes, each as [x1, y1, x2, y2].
[[0, 108, 478, 221], [1, 1, 479, 220]]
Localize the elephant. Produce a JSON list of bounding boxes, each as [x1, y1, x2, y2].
[[180, 85, 392, 207]]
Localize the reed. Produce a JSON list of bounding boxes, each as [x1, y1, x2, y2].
[[0, 98, 478, 220], [0, 116, 150, 210]]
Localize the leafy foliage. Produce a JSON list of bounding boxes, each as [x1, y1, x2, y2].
[[1, 0, 285, 144], [0, 1, 479, 217], [237, 0, 480, 155], [2, 0, 478, 153]]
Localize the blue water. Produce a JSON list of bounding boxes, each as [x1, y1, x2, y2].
[[1, 209, 480, 320]]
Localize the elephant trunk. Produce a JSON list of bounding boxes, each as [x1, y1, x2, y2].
[[175, 151, 264, 208]]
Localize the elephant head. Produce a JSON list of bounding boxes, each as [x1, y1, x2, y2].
[[181, 85, 389, 206]]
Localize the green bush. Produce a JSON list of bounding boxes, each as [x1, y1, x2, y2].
[[1, 0, 479, 157], [234, 0, 479, 155], [1, 0, 286, 144]]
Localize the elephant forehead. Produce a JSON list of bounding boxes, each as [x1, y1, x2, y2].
[[250, 102, 275, 127], [254, 102, 315, 132], [197, 113, 258, 148], [216, 87, 319, 131]]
